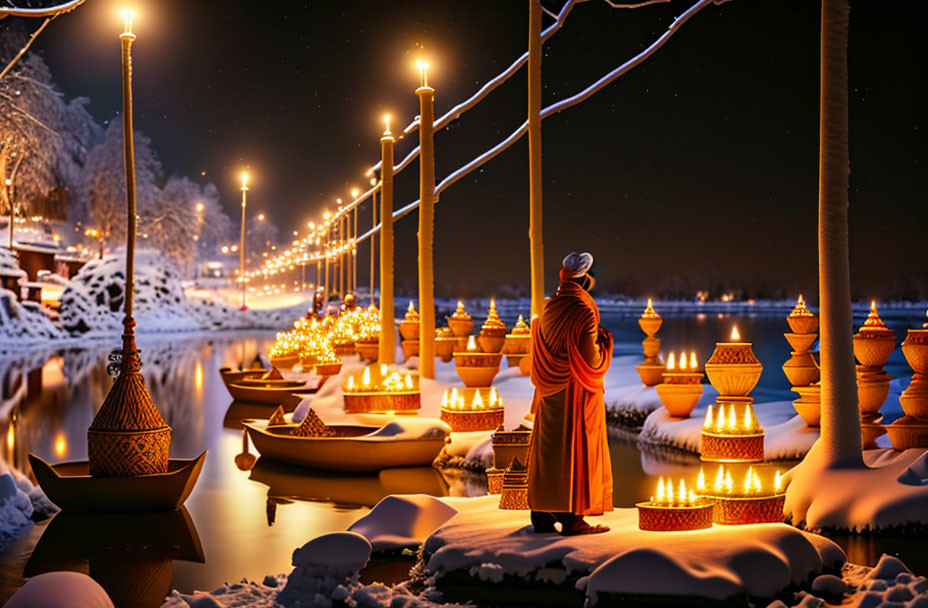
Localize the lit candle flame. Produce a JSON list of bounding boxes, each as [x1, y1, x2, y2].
[[666, 352, 676, 371], [656, 477, 665, 502], [383, 114, 391, 134], [704, 404, 714, 429], [744, 467, 754, 494], [466, 335, 478, 352], [714, 466, 725, 492], [689, 351, 697, 370], [730, 325, 741, 341], [724, 470, 733, 494], [797, 294, 805, 306], [441, 390, 448, 408], [489, 388, 499, 407], [123, 9, 134, 35], [362, 367, 371, 387], [416, 59, 430, 87], [728, 403, 737, 429], [774, 470, 783, 493], [744, 406, 752, 431], [697, 469, 705, 492], [405, 374, 413, 389], [473, 391, 484, 410], [347, 375, 355, 391], [870, 300, 878, 314]]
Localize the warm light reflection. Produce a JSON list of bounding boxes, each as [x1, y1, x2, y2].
[[54, 433, 67, 458]]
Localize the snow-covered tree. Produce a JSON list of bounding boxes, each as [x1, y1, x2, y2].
[[140, 175, 198, 271], [84, 117, 161, 248], [193, 182, 234, 261], [0, 23, 100, 221], [245, 214, 279, 267]]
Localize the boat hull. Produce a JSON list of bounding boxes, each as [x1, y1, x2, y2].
[[243, 420, 447, 473], [29, 452, 206, 513]]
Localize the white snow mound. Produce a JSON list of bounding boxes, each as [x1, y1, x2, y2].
[[349, 494, 459, 551], [5, 571, 114, 608]]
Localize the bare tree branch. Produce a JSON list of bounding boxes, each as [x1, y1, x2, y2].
[[0, 15, 53, 82], [542, 5, 559, 19], [0, 0, 85, 17], [354, 0, 714, 244], [602, 0, 671, 8]]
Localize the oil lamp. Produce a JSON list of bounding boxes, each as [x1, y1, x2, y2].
[[342, 363, 421, 414], [695, 465, 786, 525], [400, 301, 420, 360], [503, 314, 531, 369], [447, 300, 474, 337], [478, 299, 508, 353], [852, 301, 895, 431], [635, 298, 665, 386], [354, 304, 381, 362], [887, 328, 928, 450], [655, 351, 704, 418], [498, 456, 529, 511], [440, 387, 505, 432], [637, 476, 713, 531], [782, 295, 820, 390], [453, 335, 503, 387]]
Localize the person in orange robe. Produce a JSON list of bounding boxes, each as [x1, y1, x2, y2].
[[527, 252, 614, 535]]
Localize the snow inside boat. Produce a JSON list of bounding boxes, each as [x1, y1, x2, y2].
[[242, 417, 449, 473]]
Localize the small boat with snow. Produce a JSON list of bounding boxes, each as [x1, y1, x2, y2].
[[242, 418, 448, 473], [28, 452, 206, 513], [220, 366, 266, 389], [225, 379, 323, 405]]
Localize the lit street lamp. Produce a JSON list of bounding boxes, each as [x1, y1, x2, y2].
[[239, 171, 248, 311]]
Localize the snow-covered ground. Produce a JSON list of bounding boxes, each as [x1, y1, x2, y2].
[[152, 492, 928, 608]]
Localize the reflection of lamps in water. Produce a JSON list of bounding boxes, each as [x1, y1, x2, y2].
[[54, 433, 66, 458]]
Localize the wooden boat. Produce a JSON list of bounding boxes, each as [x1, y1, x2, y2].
[[249, 458, 449, 508], [29, 451, 206, 513], [226, 379, 324, 405], [243, 419, 448, 473]]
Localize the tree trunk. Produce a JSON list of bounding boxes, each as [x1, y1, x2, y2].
[[817, 0, 861, 467], [417, 85, 436, 379]]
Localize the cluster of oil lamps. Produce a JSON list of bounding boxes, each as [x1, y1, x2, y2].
[[343, 363, 421, 414], [440, 387, 505, 432]]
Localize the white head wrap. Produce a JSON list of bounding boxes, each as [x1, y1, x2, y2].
[[562, 252, 593, 278]]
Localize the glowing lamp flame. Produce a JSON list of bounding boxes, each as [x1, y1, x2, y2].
[[362, 367, 371, 387], [724, 470, 734, 494], [656, 477, 665, 502], [472, 391, 484, 410], [730, 326, 741, 342], [728, 403, 737, 429], [871, 300, 878, 314], [466, 335, 478, 352], [704, 405, 713, 429], [689, 352, 697, 370], [416, 59, 430, 87], [797, 294, 805, 306], [489, 388, 499, 407], [666, 352, 676, 371], [714, 466, 725, 492], [380, 363, 388, 377], [774, 470, 783, 493], [123, 9, 134, 35], [441, 390, 449, 408], [347, 375, 355, 391], [697, 469, 706, 492]]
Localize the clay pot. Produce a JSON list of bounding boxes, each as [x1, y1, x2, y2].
[[448, 317, 474, 338], [899, 374, 928, 419], [435, 336, 457, 362], [860, 414, 885, 450], [314, 362, 342, 378], [853, 334, 896, 368], [355, 341, 379, 362], [635, 363, 666, 387], [478, 329, 506, 354], [886, 416, 928, 451], [399, 321, 419, 341], [638, 316, 662, 337], [642, 336, 661, 359], [504, 334, 531, 356], [454, 352, 503, 387], [401, 339, 420, 360], [782, 351, 820, 387], [856, 369, 891, 414], [787, 315, 819, 335], [655, 383, 703, 418], [269, 354, 299, 371], [704, 364, 763, 397], [902, 329, 928, 375], [784, 332, 817, 353], [791, 384, 821, 427]]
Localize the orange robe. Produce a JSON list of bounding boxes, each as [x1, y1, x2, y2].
[[527, 281, 614, 516]]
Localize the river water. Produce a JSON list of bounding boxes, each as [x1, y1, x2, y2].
[[0, 308, 924, 606]]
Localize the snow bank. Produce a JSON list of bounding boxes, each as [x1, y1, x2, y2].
[[785, 443, 928, 531], [422, 496, 844, 604], [5, 571, 113, 608], [348, 495, 459, 551], [276, 532, 372, 606], [640, 400, 819, 460], [58, 249, 308, 337]]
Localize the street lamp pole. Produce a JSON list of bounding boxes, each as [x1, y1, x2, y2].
[[239, 172, 248, 311]]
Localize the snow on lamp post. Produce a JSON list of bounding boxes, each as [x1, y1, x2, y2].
[[416, 59, 436, 379], [379, 115, 395, 365], [86, 9, 171, 477], [239, 171, 248, 311]]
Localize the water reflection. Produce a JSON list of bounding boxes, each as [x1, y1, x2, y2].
[[25, 508, 203, 608]]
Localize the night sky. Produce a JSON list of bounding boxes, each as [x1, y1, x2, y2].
[[32, 0, 926, 300]]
